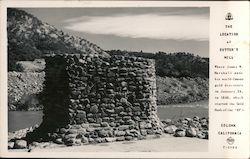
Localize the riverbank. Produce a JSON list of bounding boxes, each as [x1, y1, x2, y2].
[[9, 134, 208, 152], [8, 115, 208, 151]]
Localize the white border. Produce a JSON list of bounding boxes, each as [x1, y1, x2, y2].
[[0, 1, 249, 158]]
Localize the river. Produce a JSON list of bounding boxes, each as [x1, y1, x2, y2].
[[8, 100, 208, 132]]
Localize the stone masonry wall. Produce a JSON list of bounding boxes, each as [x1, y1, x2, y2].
[[28, 54, 163, 146]]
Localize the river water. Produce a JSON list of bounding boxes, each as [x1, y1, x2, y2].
[[8, 100, 208, 132]]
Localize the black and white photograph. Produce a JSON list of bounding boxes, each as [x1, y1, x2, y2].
[[7, 7, 209, 152]]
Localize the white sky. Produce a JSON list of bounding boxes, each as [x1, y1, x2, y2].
[[65, 14, 208, 41]]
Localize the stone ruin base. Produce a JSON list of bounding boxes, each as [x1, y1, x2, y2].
[[26, 54, 164, 146]]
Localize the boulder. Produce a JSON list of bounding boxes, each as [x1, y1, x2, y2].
[[100, 122, 109, 127], [186, 127, 197, 137], [114, 130, 126, 137], [197, 132, 206, 139], [98, 130, 108, 137], [116, 136, 125, 141], [140, 129, 147, 136], [118, 125, 130, 131], [67, 129, 78, 134], [162, 119, 172, 126], [54, 138, 64, 144], [174, 129, 186, 137], [125, 136, 133, 141], [95, 138, 104, 143], [105, 137, 116, 142], [164, 125, 177, 134], [8, 142, 14, 149], [109, 122, 116, 127], [75, 139, 82, 145], [139, 121, 147, 129], [64, 134, 77, 140], [60, 128, 68, 134], [14, 140, 27, 149], [193, 116, 200, 121], [88, 138, 95, 144], [81, 136, 89, 144]]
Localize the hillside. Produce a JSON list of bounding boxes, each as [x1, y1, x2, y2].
[[7, 8, 109, 71], [107, 50, 209, 78], [156, 76, 208, 105]]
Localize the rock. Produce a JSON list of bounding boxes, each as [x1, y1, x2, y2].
[[145, 123, 152, 129], [133, 116, 141, 121], [106, 109, 115, 114], [140, 129, 147, 136], [114, 130, 126, 137], [81, 123, 90, 128], [174, 129, 186, 137], [155, 129, 163, 135], [188, 120, 200, 128], [109, 122, 116, 127], [139, 121, 147, 129], [203, 131, 209, 139], [126, 119, 136, 125], [60, 128, 68, 134], [54, 138, 63, 144], [120, 98, 132, 107], [75, 139, 82, 145], [87, 127, 95, 132], [130, 129, 140, 136], [162, 119, 172, 125], [95, 138, 104, 143], [123, 116, 132, 121], [197, 132, 206, 139], [132, 106, 141, 112], [8, 142, 14, 149], [121, 81, 127, 87], [118, 125, 129, 131], [129, 72, 136, 76], [186, 127, 197, 137], [100, 122, 109, 127], [64, 134, 77, 140], [193, 116, 200, 121], [89, 123, 101, 127], [200, 119, 208, 129], [14, 140, 27, 149], [125, 136, 133, 141], [181, 120, 188, 125], [98, 130, 108, 137], [181, 124, 189, 130], [164, 125, 177, 134], [184, 117, 192, 122], [76, 111, 87, 120], [30, 142, 39, 148], [137, 134, 146, 140], [81, 136, 89, 144], [88, 138, 95, 144], [105, 137, 116, 142], [116, 136, 125, 141], [67, 129, 78, 134], [115, 106, 124, 113], [90, 105, 99, 114], [147, 129, 154, 135]]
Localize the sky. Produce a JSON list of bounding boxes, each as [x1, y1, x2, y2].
[[22, 7, 209, 57]]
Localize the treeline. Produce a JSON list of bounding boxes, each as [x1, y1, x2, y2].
[[107, 50, 209, 78]]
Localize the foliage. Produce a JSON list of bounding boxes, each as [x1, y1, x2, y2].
[[107, 50, 209, 78]]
